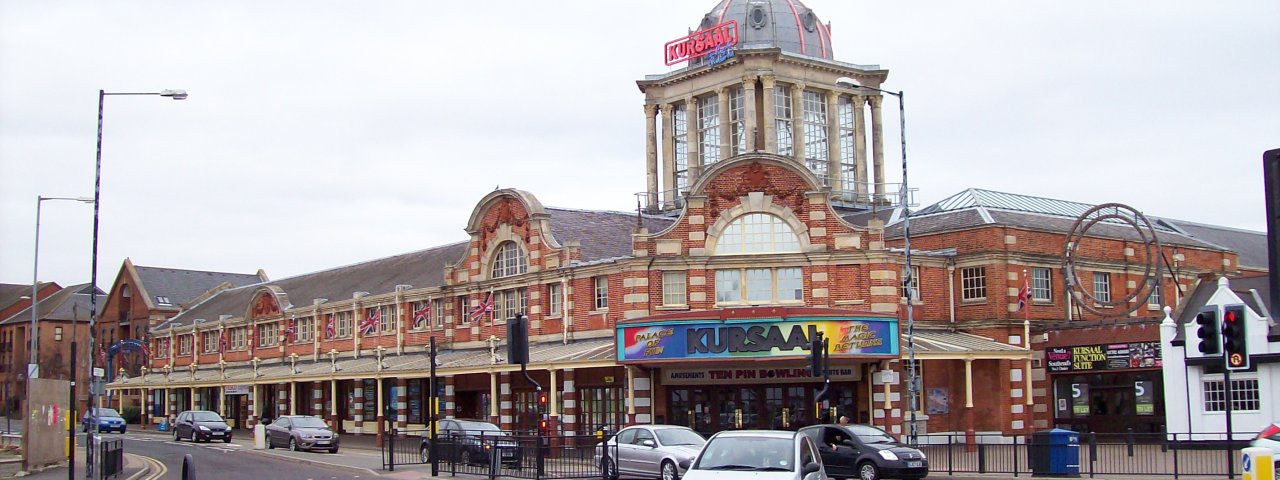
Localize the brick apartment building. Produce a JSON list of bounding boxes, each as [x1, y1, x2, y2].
[[106, 0, 1266, 444], [0, 283, 99, 414]]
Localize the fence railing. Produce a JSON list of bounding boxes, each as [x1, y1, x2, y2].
[[98, 438, 125, 479], [913, 431, 1255, 478], [383, 428, 618, 480]]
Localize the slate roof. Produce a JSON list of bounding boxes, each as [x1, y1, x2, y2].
[[0, 284, 103, 325], [133, 266, 265, 308], [0, 283, 36, 311], [1156, 219, 1269, 270], [155, 242, 470, 330], [545, 208, 676, 264]]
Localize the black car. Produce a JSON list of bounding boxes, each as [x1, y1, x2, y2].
[[173, 410, 233, 443], [799, 424, 928, 480], [420, 419, 521, 468]]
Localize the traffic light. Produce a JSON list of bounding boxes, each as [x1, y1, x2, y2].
[[507, 314, 529, 365], [809, 332, 825, 376], [1194, 307, 1220, 355], [1222, 304, 1249, 370]]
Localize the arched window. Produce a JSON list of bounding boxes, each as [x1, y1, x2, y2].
[[715, 213, 800, 255], [490, 241, 528, 279]]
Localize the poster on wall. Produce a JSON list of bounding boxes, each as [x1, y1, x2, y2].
[[1135, 381, 1154, 415], [618, 317, 898, 362], [1072, 383, 1090, 415], [927, 388, 949, 414], [408, 383, 422, 423], [1047, 341, 1162, 372]]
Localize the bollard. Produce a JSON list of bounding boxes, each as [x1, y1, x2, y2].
[[1242, 446, 1275, 480], [182, 453, 196, 480], [253, 423, 266, 449]]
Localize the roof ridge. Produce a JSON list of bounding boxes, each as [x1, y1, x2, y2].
[[545, 205, 674, 220], [225, 240, 472, 293], [133, 265, 262, 277], [1157, 217, 1266, 236]]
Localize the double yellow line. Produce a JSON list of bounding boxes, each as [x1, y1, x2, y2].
[[132, 453, 167, 480]]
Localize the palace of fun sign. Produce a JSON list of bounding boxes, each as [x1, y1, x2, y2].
[[1046, 341, 1162, 373], [617, 317, 898, 362], [664, 20, 739, 66]]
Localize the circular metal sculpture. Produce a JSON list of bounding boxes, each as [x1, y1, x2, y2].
[[1061, 203, 1162, 317]]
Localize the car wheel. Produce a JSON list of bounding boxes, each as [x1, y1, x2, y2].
[[858, 461, 880, 480], [223, 436, 231, 444], [420, 444, 431, 463], [602, 457, 618, 480], [329, 447, 339, 454], [289, 438, 298, 451], [268, 436, 275, 449], [192, 431, 199, 443], [661, 459, 679, 480], [174, 429, 181, 441]]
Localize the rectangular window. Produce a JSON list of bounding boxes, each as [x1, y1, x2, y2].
[[548, 283, 563, 317], [746, 268, 773, 302], [961, 266, 987, 301], [296, 316, 314, 343], [902, 265, 920, 301], [729, 87, 746, 155], [1148, 282, 1163, 308], [55, 327, 63, 342], [715, 269, 742, 303], [594, 277, 609, 310], [336, 311, 353, 339], [1093, 272, 1111, 303], [1203, 378, 1260, 412], [179, 335, 192, 356], [802, 90, 829, 182], [837, 95, 857, 199], [380, 305, 398, 334], [259, 323, 278, 347], [777, 267, 803, 301], [409, 300, 430, 330], [774, 86, 793, 156], [497, 288, 526, 321], [698, 94, 721, 165], [434, 299, 444, 328], [456, 296, 468, 325], [672, 104, 688, 193], [230, 327, 247, 351], [716, 267, 804, 305], [203, 331, 218, 353], [1032, 267, 1052, 301], [662, 271, 687, 306], [576, 386, 626, 437]]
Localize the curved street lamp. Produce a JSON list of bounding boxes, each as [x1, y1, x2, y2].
[[30, 195, 94, 371]]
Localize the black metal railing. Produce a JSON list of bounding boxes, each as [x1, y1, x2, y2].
[[383, 428, 617, 480], [913, 431, 1253, 478], [99, 438, 124, 479]]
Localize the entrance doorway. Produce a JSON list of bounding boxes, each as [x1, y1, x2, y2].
[[668, 384, 858, 436]]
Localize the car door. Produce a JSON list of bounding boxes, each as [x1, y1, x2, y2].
[[825, 426, 861, 476], [273, 417, 291, 446], [175, 413, 188, 438], [439, 420, 459, 461], [611, 427, 637, 474], [631, 428, 660, 476]]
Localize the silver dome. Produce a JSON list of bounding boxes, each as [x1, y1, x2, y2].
[[688, 0, 833, 67]]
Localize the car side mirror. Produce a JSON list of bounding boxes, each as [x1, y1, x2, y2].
[[802, 461, 822, 475], [841, 439, 855, 447], [641, 439, 656, 448]]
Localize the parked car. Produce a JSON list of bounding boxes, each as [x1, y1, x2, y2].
[[265, 415, 339, 453], [82, 407, 126, 434], [1253, 421, 1280, 474], [593, 425, 705, 480], [680, 430, 825, 480], [798, 424, 928, 480], [172, 410, 232, 443], [420, 419, 521, 467]]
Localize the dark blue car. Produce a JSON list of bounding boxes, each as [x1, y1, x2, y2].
[[82, 407, 127, 434]]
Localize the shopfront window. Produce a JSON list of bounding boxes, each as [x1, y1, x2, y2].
[[1053, 372, 1164, 433]]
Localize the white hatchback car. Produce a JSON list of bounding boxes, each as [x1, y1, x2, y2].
[[682, 430, 826, 480], [1253, 421, 1280, 474]]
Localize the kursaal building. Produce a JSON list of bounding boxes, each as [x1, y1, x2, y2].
[[104, 0, 1267, 443]]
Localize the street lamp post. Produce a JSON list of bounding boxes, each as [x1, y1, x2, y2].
[[835, 77, 917, 443], [30, 196, 94, 373], [82, 89, 186, 480]]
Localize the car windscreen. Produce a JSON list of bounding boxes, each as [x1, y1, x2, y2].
[[657, 428, 705, 446], [846, 425, 896, 444], [291, 417, 329, 429], [456, 421, 502, 433], [96, 408, 121, 418], [191, 412, 224, 422], [694, 436, 794, 472]]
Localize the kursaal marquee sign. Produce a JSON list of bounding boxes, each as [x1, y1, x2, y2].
[[617, 317, 899, 362], [664, 20, 739, 66]]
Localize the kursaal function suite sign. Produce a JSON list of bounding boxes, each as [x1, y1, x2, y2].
[[617, 317, 899, 362], [664, 20, 739, 66]]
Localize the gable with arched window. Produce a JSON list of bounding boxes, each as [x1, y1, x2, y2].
[[715, 213, 801, 255], [490, 241, 528, 279]]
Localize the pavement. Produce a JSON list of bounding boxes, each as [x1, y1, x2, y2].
[[16, 440, 150, 480]]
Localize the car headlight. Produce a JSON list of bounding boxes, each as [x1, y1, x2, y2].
[[877, 450, 899, 461], [198, 426, 211, 432], [917, 450, 927, 460]]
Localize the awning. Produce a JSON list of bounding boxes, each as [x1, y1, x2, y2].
[[907, 329, 1032, 360]]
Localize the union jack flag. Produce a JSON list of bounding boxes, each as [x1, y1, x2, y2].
[[283, 317, 296, 343], [326, 313, 337, 339], [218, 330, 228, 354], [468, 291, 494, 324], [360, 307, 381, 335], [141, 340, 152, 358], [412, 301, 431, 329], [1017, 276, 1032, 312], [98, 344, 106, 366]]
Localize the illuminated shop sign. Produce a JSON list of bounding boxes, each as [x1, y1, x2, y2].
[[664, 20, 739, 66], [617, 317, 898, 362], [1046, 341, 1162, 373], [663, 366, 859, 385]]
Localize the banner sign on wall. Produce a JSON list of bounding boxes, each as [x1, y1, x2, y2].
[[617, 317, 898, 362], [1135, 380, 1155, 415], [1046, 341, 1162, 373], [663, 366, 859, 385]]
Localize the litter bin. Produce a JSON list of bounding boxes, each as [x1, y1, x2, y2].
[[1029, 429, 1080, 477]]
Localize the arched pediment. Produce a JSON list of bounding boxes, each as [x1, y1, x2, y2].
[[245, 286, 290, 321], [688, 153, 826, 198]]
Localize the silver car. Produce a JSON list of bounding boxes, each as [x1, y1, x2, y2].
[[595, 425, 706, 480], [682, 430, 826, 480]]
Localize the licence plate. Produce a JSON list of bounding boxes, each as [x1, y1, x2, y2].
[[211, 432, 224, 436], [907, 461, 923, 468], [315, 441, 329, 446]]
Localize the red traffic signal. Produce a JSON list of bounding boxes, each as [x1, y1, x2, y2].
[[1222, 304, 1249, 370]]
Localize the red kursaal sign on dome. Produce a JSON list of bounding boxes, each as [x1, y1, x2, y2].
[[664, 20, 739, 66]]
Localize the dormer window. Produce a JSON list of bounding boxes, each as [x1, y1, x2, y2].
[[155, 296, 171, 306], [490, 241, 528, 279]]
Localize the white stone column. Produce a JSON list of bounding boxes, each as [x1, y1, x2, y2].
[[686, 96, 701, 186], [964, 357, 974, 408], [549, 369, 559, 418], [869, 95, 886, 202], [791, 83, 806, 164], [290, 382, 297, 415], [489, 371, 499, 419], [660, 104, 676, 202], [645, 104, 659, 209], [853, 95, 868, 202], [742, 76, 757, 152], [718, 86, 731, 161], [826, 91, 842, 189], [762, 76, 777, 154]]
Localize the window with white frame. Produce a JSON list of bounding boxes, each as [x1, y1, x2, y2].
[[495, 288, 527, 321], [259, 322, 279, 347], [1148, 281, 1162, 308], [1093, 272, 1111, 303], [663, 271, 687, 306], [434, 299, 444, 328], [296, 316, 314, 343], [729, 87, 746, 155], [336, 311, 353, 339], [1032, 267, 1052, 301], [409, 300, 430, 330], [716, 267, 803, 305], [698, 94, 720, 165], [961, 266, 986, 301], [202, 331, 218, 353], [548, 283, 563, 317], [491, 241, 528, 279], [902, 265, 919, 301], [716, 213, 801, 255], [594, 277, 608, 310], [802, 90, 829, 183], [673, 104, 688, 193], [229, 327, 247, 351], [179, 335, 193, 356], [837, 96, 857, 196], [1203, 377, 1260, 412], [775, 86, 793, 156], [379, 305, 398, 334]]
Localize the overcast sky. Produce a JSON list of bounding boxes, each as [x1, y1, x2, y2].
[[2, 1, 1276, 289]]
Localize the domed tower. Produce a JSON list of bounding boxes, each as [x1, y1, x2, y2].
[[638, 0, 890, 212]]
